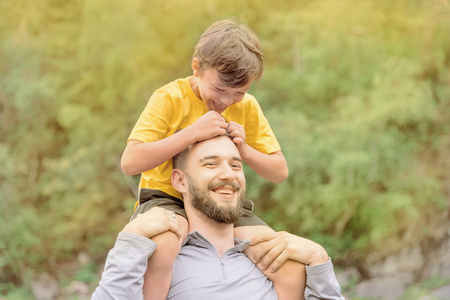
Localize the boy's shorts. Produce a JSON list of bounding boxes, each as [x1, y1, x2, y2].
[[132, 188, 269, 228]]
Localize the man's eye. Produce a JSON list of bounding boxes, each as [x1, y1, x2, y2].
[[205, 162, 216, 166], [231, 164, 241, 169]]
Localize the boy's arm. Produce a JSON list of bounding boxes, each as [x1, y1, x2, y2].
[[121, 111, 228, 175], [241, 148, 288, 184], [227, 121, 288, 183], [121, 131, 195, 176]]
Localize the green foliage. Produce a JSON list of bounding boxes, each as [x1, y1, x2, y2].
[[0, 287, 33, 300], [418, 274, 450, 290], [1, 0, 449, 289], [399, 275, 450, 300], [248, 0, 450, 264], [75, 262, 99, 283]]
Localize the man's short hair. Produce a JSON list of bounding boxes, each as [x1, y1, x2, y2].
[[172, 143, 194, 173], [193, 18, 264, 88]]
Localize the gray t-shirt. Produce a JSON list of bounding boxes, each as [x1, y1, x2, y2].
[[92, 231, 344, 300], [168, 231, 277, 299]]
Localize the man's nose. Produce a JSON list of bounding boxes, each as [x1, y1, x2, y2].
[[217, 164, 234, 180]]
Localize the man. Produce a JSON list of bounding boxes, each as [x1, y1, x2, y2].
[[92, 135, 344, 299]]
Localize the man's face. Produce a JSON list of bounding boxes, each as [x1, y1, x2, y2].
[[196, 68, 252, 114], [184, 136, 246, 224]]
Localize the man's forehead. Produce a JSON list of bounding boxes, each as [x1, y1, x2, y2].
[[190, 136, 240, 160], [199, 155, 242, 163]]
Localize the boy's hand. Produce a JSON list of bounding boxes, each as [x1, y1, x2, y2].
[[122, 207, 182, 240], [227, 121, 247, 149], [190, 111, 228, 142], [248, 231, 329, 272]]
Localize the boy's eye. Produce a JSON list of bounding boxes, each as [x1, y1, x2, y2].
[[215, 87, 225, 92]]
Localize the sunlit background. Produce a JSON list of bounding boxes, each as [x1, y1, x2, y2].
[[1, 0, 449, 299]]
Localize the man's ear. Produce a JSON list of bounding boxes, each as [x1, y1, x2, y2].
[[172, 169, 188, 193], [192, 57, 200, 77]]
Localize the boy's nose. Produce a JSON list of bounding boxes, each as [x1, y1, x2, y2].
[[219, 96, 234, 106]]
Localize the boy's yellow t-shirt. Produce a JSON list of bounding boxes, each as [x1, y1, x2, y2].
[[128, 77, 281, 200]]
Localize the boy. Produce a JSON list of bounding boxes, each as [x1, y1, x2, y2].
[[121, 19, 302, 300]]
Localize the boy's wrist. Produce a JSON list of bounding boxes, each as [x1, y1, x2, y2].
[[179, 125, 200, 145], [307, 245, 329, 266], [236, 142, 250, 160]]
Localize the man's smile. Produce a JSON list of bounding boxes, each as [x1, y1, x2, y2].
[[212, 188, 235, 195]]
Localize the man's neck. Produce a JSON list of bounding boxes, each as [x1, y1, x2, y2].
[[188, 214, 235, 257]]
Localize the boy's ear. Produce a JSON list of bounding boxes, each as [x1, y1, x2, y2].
[[172, 169, 188, 193], [192, 57, 200, 77]]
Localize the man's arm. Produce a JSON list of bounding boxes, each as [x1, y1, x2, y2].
[[305, 259, 344, 300], [248, 232, 344, 300], [92, 208, 182, 300], [91, 232, 155, 300]]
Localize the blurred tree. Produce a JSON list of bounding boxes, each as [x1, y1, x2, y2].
[[0, 0, 449, 293]]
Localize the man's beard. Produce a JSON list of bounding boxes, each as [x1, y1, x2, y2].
[[186, 175, 245, 224]]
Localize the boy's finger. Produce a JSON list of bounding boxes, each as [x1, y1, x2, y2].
[[248, 242, 271, 263], [232, 137, 244, 146], [259, 243, 284, 270], [170, 225, 183, 240], [269, 251, 289, 272], [250, 232, 277, 245], [251, 238, 280, 264]]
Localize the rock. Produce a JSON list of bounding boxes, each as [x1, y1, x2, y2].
[[439, 262, 450, 278], [432, 284, 450, 300], [424, 237, 450, 279], [354, 277, 406, 300], [336, 266, 360, 288], [31, 272, 59, 300], [369, 246, 423, 285], [77, 252, 91, 266]]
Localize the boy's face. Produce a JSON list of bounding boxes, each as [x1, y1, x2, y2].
[[194, 64, 253, 114]]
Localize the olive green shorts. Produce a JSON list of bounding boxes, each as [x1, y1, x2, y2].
[[132, 188, 268, 228]]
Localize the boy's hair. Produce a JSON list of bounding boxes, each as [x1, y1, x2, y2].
[[193, 18, 264, 88]]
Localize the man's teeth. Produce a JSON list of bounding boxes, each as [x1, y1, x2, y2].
[[214, 189, 233, 195]]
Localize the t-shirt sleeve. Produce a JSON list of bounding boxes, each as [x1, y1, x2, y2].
[[244, 96, 281, 154], [91, 232, 157, 300], [128, 89, 175, 143], [304, 258, 345, 300]]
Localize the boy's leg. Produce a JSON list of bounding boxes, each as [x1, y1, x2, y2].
[[143, 216, 188, 300], [233, 200, 306, 300], [132, 190, 188, 300]]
